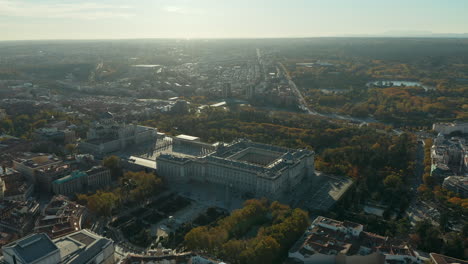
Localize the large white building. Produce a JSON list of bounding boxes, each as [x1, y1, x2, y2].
[[79, 112, 157, 156], [433, 122, 468, 135], [13, 153, 63, 182], [2, 229, 114, 264], [2, 233, 61, 264], [157, 138, 315, 199]]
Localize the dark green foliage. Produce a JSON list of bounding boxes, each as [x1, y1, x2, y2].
[[184, 200, 309, 264]]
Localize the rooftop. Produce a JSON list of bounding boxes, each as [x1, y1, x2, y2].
[[3, 233, 59, 263], [289, 216, 412, 260], [0, 200, 40, 232], [158, 139, 314, 179], [53, 229, 113, 264], [175, 134, 200, 141], [127, 156, 156, 169], [54, 171, 88, 184], [444, 175, 468, 183], [14, 153, 62, 169], [35, 196, 86, 238]]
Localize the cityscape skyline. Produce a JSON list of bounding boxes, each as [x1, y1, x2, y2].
[[1, 0, 468, 40]]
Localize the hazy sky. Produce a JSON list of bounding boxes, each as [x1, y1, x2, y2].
[[1, 0, 467, 40]]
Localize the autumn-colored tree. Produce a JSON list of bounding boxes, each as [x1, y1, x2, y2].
[[122, 171, 163, 201], [185, 199, 309, 264], [79, 190, 120, 216], [102, 155, 123, 179], [65, 143, 76, 154]]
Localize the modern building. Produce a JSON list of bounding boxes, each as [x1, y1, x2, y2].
[[157, 138, 314, 200], [2, 233, 61, 264], [13, 153, 63, 182], [52, 166, 111, 196], [288, 216, 425, 264], [2, 230, 114, 264], [79, 112, 157, 156], [442, 176, 468, 198], [53, 229, 115, 264]]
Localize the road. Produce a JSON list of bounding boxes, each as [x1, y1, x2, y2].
[[405, 139, 440, 226], [412, 139, 425, 191], [277, 62, 312, 114], [276, 61, 381, 125]]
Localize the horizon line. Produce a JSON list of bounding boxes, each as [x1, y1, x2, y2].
[[2, 35, 468, 42]]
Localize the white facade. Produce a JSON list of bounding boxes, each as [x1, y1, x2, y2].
[[3, 250, 61, 264], [79, 117, 157, 156], [2, 230, 114, 264], [13, 154, 63, 182], [433, 122, 468, 135], [157, 139, 315, 199]]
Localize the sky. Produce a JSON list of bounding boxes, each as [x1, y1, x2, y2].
[[0, 0, 467, 40]]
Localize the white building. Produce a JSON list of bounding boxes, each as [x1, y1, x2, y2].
[[2, 233, 61, 264], [53, 229, 115, 264], [433, 122, 468, 135], [13, 153, 63, 182], [2, 230, 114, 264], [157, 138, 314, 200], [79, 112, 157, 156]]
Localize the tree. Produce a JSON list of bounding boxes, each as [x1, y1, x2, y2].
[[413, 220, 443, 252], [103, 155, 123, 179], [121, 171, 163, 201], [443, 233, 465, 259], [395, 218, 411, 237], [185, 226, 210, 250], [438, 211, 449, 232], [65, 143, 76, 154], [79, 191, 120, 216], [222, 240, 245, 261], [384, 174, 403, 189], [0, 118, 14, 134], [184, 199, 309, 264], [251, 236, 280, 264]]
